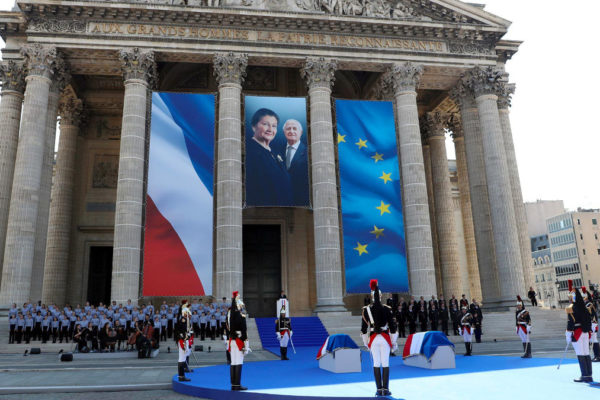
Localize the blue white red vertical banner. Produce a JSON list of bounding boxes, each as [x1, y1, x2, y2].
[[335, 99, 409, 293], [143, 92, 215, 296]]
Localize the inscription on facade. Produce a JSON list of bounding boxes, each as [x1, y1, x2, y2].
[[87, 22, 447, 52]]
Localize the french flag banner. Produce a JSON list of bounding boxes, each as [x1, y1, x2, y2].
[[402, 331, 454, 360], [143, 92, 215, 296]]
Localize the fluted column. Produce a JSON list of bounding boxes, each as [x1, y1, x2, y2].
[[465, 67, 525, 304], [420, 133, 442, 290], [42, 96, 82, 305], [425, 112, 466, 298], [0, 61, 25, 287], [449, 116, 481, 300], [300, 58, 345, 312], [451, 82, 500, 306], [498, 85, 535, 292], [0, 44, 56, 306], [30, 59, 69, 302], [213, 52, 247, 299], [382, 63, 436, 297], [111, 48, 157, 304]]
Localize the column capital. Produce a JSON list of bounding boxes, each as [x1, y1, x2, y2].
[[119, 48, 157, 86], [21, 44, 57, 80], [213, 52, 248, 86], [383, 62, 423, 93], [58, 95, 83, 127], [300, 57, 337, 90], [448, 113, 463, 140], [497, 83, 516, 110], [425, 111, 449, 139], [463, 66, 506, 98], [50, 54, 71, 94], [449, 78, 474, 109], [0, 60, 26, 93]]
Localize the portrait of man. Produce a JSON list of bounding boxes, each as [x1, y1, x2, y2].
[[244, 96, 310, 208]]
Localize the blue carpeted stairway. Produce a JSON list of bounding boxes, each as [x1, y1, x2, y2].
[[255, 317, 329, 349]]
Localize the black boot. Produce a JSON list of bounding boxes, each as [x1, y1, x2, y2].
[[585, 356, 593, 382], [521, 342, 526, 356], [185, 356, 193, 372], [593, 343, 600, 362], [230, 365, 235, 388], [574, 356, 587, 382], [283, 347, 289, 360], [178, 362, 190, 382], [236, 365, 247, 390], [382, 367, 391, 396], [465, 343, 471, 356], [373, 367, 382, 396], [280, 347, 285, 360], [525, 343, 532, 358]]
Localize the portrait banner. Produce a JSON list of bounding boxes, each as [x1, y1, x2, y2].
[[244, 95, 310, 208], [335, 99, 409, 293], [143, 92, 215, 296]]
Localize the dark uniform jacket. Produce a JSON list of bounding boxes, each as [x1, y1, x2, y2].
[[361, 302, 397, 337]]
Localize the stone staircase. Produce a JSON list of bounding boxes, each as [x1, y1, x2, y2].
[[319, 307, 567, 348]]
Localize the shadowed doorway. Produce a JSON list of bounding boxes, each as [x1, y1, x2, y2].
[[243, 225, 282, 318], [87, 246, 113, 305]]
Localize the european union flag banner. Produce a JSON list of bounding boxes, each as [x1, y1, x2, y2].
[[143, 92, 215, 296], [335, 99, 408, 293]]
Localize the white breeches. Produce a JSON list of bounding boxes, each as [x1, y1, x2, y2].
[[230, 343, 244, 366], [178, 341, 188, 362], [279, 331, 289, 347], [461, 327, 472, 343], [370, 335, 390, 368], [572, 333, 590, 356], [591, 323, 598, 344], [517, 326, 530, 343]]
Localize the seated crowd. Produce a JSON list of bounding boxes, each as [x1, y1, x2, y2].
[[7, 298, 230, 353]]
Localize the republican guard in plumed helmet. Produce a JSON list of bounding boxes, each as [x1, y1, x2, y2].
[[565, 280, 594, 382], [515, 295, 532, 358]]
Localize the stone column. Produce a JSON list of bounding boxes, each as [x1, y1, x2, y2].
[[498, 85, 535, 292], [451, 82, 500, 306], [420, 132, 442, 290], [300, 57, 345, 312], [0, 61, 25, 287], [42, 96, 82, 305], [425, 112, 467, 298], [382, 63, 436, 297], [30, 59, 69, 302], [449, 116, 482, 300], [465, 67, 525, 304], [0, 44, 56, 306], [110, 48, 157, 304], [212, 52, 247, 300]]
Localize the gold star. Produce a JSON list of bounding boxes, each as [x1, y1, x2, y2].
[[371, 153, 383, 163], [370, 225, 385, 239], [379, 171, 392, 184], [338, 134, 346, 144], [376, 201, 391, 216], [354, 242, 368, 256], [355, 138, 368, 149]]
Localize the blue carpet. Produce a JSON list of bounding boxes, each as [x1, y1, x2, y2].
[[173, 347, 597, 400], [255, 317, 329, 348]]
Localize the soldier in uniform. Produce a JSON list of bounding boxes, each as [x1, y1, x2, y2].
[[582, 287, 600, 362], [360, 279, 398, 397], [174, 302, 191, 382], [515, 296, 532, 358], [227, 291, 250, 391], [460, 306, 473, 356], [275, 305, 293, 360], [566, 280, 593, 382]]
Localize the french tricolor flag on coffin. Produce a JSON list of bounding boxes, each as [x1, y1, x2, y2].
[[403, 331, 454, 360], [143, 92, 215, 296]]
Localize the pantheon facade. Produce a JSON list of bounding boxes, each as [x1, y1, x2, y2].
[[0, 0, 533, 315]]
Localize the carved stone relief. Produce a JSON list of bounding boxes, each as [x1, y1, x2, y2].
[[243, 66, 277, 91], [92, 154, 119, 188]]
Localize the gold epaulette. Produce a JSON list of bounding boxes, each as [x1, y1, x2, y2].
[[566, 304, 574, 314]]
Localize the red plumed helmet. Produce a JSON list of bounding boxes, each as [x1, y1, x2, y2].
[[232, 291, 239, 298], [370, 279, 378, 291], [568, 279, 574, 292], [582, 286, 587, 294], [181, 299, 188, 305], [517, 295, 522, 302]]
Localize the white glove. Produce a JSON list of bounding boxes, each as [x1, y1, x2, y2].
[[244, 340, 252, 355], [360, 333, 369, 348], [276, 333, 281, 341], [391, 333, 399, 353], [527, 325, 532, 334], [290, 330, 293, 337], [565, 331, 572, 344]]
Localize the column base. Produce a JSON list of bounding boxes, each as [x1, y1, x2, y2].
[[313, 304, 348, 314], [480, 297, 521, 311]]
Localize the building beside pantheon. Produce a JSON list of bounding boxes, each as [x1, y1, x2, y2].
[[0, 0, 533, 315]]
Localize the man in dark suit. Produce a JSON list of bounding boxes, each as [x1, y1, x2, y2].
[[282, 119, 309, 207]]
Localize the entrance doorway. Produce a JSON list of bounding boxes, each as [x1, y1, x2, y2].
[[243, 225, 282, 318], [87, 246, 113, 305]]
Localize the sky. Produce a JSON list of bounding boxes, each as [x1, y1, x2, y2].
[[0, 0, 597, 211]]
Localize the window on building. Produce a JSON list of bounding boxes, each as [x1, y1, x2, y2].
[[580, 234, 583, 240], [595, 234, 598, 240], [586, 264, 589, 271], [583, 249, 586, 255], [535, 275, 538, 283], [541, 275, 545, 282], [593, 219, 598, 225], [597, 249, 600, 255], [577, 219, 581, 225]]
